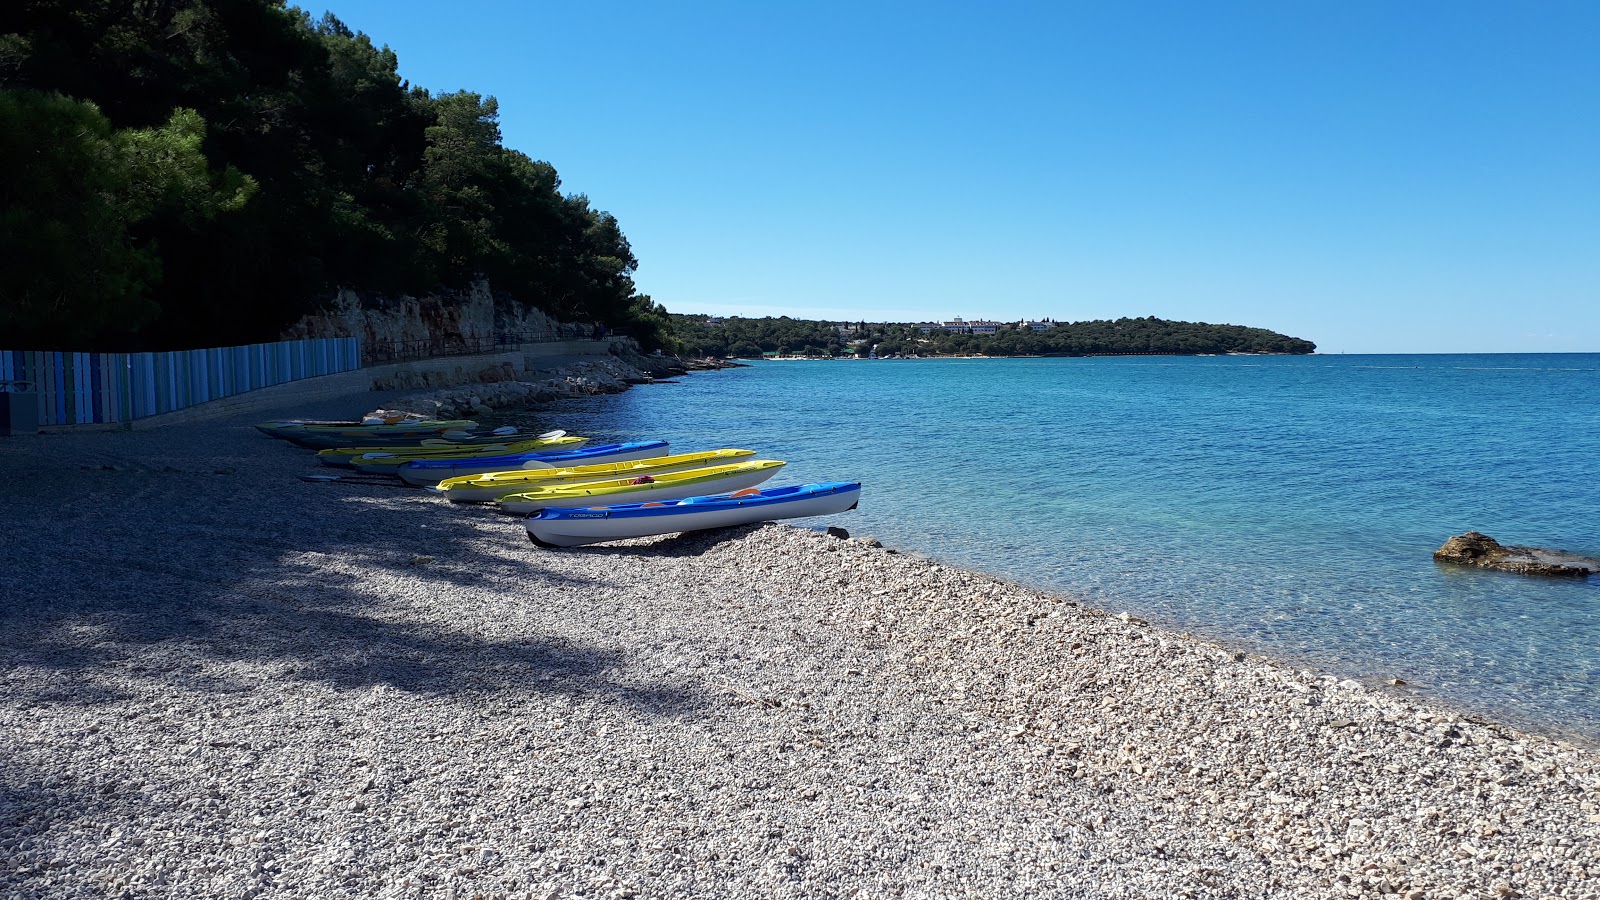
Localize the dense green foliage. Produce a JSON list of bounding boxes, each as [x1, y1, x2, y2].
[[671, 315, 858, 358], [669, 314, 1316, 358], [0, 91, 255, 345], [1, 1, 664, 350]]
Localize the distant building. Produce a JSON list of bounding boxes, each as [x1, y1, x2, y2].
[[907, 316, 1047, 334], [703, 317, 723, 327]]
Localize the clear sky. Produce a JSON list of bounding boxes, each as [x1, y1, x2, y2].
[[316, 0, 1597, 353]]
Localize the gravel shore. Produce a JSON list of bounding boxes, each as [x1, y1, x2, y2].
[[2, 394, 1597, 899]]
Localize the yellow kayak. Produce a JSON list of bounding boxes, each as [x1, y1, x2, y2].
[[345, 436, 590, 472], [436, 449, 758, 503], [497, 460, 785, 515], [318, 435, 588, 468]]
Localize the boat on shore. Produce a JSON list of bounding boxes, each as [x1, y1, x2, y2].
[[256, 416, 474, 433], [257, 419, 480, 447], [496, 460, 785, 515], [396, 441, 671, 487], [435, 449, 756, 502], [525, 482, 862, 547], [326, 435, 589, 470], [311, 428, 568, 464]]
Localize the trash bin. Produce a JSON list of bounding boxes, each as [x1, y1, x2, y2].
[[0, 381, 39, 436]]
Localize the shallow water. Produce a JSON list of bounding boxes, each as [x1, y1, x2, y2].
[[505, 354, 1600, 740]]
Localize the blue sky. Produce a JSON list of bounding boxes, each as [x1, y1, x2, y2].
[[317, 1, 1597, 353]]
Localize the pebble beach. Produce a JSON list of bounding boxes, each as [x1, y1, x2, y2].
[[2, 385, 1598, 900]]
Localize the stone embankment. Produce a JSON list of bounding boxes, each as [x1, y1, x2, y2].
[[390, 349, 734, 419]]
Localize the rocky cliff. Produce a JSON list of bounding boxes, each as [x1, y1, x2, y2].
[[280, 281, 739, 416], [282, 281, 584, 362]]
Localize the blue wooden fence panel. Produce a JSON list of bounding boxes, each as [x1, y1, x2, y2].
[[0, 337, 360, 426]]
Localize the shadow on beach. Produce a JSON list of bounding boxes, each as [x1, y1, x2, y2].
[[0, 423, 699, 718], [0, 402, 721, 884], [549, 523, 768, 559]]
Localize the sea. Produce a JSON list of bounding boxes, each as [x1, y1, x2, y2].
[[503, 353, 1600, 742]]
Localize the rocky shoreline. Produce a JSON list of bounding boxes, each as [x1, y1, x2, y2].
[[1, 392, 1597, 899], [390, 348, 737, 420]]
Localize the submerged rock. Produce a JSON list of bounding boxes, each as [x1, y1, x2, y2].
[[1433, 531, 1599, 577]]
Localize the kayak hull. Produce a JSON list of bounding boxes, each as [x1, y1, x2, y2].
[[525, 482, 862, 548], [398, 441, 670, 487]]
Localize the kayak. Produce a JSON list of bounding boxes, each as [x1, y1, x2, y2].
[[435, 449, 757, 503], [294, 426, 563, 452], [258, 419, 479, 446], [396, 441, 671, 487], [278, 428, 511, 451], [256, 416, 476, 437], [496, 460, 786, 515], [525, 482, 862, 548], [310, 428, 570, 463], [318, 434, 588, 469], [347, 436, 589, 473]]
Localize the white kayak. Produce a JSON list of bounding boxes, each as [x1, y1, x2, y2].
[[525, 482, 862, 548]]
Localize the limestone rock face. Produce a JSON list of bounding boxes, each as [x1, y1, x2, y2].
[[282, 280, 572, 363], [1433, 531, 1599, 577]]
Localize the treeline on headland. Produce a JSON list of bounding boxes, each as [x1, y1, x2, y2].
[[670, 314, 1317, 358], [1, 1, 672, 351]]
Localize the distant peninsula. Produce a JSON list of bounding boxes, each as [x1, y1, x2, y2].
[[668, 314, 1316, 359]]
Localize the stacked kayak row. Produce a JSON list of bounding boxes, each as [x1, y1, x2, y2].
[[258, 416, 860, 547]]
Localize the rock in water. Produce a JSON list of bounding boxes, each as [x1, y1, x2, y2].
[[1433, 531, 1599, 577]]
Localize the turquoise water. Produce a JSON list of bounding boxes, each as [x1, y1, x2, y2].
[[511, 354, 1600, 741]]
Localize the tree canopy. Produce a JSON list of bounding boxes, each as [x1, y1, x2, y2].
[[1, 1, 659, 350], [668, 314, 1316, 359]]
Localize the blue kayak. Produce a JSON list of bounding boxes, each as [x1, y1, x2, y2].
[[525, 482, 862, 547], [397, 441, 669, 487]]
